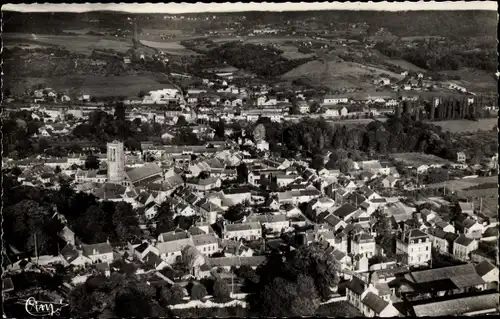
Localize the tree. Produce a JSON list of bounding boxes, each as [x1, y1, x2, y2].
[[224, 204, 246, 222], [85, 154, 100, 170], [311, 154, 325, 171], [138, 90, 147, 98], [258, 275, 320, 317], [213, 278, 231, 302], [236, 162, 249, 183], [155, 202, 176, 235], [54, 165, 62, 174], [114, 102, 126, 122], [176, 116, 188, 126], [160, 284, 185, 306], [38, 138, 50, 152], [190, 283, 207, 301], [215, 119, 226, 139], [253, 123, 266, 142]]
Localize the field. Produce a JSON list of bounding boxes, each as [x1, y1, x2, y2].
[[390, 152, 452, 166], [277, 45, 316, 60], [139, 40, 200, 56], [426, 176, 497, 191], [3, 33, 132, 54], [8, 74, 171, 98], [282, 59, 405, 91], [430, 118, 497, 133], [439, 68, 497, 92]]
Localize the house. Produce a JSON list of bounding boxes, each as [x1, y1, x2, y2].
[[374, 78, 391, 86], [192, 234, 219, 256], [475, 260, 498, 289], [346, 276, 367, 310], [186, 177, 222, 192], [403, 263, 486, 298], [322, 96, 349, 105], [133, 242, 159, 261], [351, 232, 376, 258], [249, 214, 289, 233], [222, 187, 252, 205], [143, 251, 169, 270], [331, 203, 360, 222], [361, 291, 400, 317], [453, 234, 478, 261], [456, 202, 474, 216], [325, 107, 340, 117], [81, 242, 114, 264], [59, 243, 91, 267], [223, 222, 262, 241], [396, 229, 431, 266], [386, 99, 399, 107], [457, 152, 466, 163], [426, 228, 451, 255], [381, 175, 398, 189], [256, 140, 270, 152], [156, 232, 194, 264]]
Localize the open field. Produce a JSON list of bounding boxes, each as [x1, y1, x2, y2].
[[3, 33, 132, 54], [385, 58, 426, 72], [429, 118, 497, 133], [425, 176, 498, 191], [390, 152, 453, 166], [8, 74, 171, 98], [439, 68, 497, 93], [277, 45, 316, 60], [282, 59, 405, 91], [139, 39, 200, 56]]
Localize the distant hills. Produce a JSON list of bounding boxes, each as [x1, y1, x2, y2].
[[3, 10, 497, 38]]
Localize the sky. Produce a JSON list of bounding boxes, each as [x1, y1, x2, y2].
[[3, 2, 498, 13]]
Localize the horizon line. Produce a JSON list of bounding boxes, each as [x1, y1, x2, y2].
[[3, 2, 498, 13]]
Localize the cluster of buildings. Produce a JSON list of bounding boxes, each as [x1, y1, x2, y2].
[[3, 127, 498, 316]]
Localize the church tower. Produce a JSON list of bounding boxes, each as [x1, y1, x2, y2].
[[107, 140, 125, 183]]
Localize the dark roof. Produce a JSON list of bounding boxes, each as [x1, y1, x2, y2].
[[333, 203, 358, 219], [412, 293, 499, 317], [223, 187, 251, 195], [135, 242, 149, 253], [475, 260, 497, 277], [408, 263, 485, 288], [60, 243, 80, 264], [144, 251, 163, 268], [346, 276, 366, 295], [362, 292, 389, 314], [325, 214, 343, 228], [454, 234, 475, 247]]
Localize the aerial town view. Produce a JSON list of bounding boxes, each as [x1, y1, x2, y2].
[[1, 2, 499, 318]]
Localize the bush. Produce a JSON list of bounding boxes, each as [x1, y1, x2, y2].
[[213, 278, 231, 302], [190, 283, 207, 301]]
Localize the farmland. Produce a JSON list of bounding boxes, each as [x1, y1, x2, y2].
[[282, 59, 405, 91], [139, 40, 200, 56], [430, 118, 497, 133], [7, 74, 171, 98], [390, 152, 453, 167], [3, 33, 132, 54], [425, 176, 497, 191]]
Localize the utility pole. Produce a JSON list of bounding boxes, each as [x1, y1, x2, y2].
[[34, 233, 39, 264]]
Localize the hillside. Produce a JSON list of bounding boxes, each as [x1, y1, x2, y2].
[[282, 59, 404, 92]]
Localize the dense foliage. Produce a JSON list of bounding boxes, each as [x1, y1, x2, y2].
[[246, 242, 340, 316], [375, 39, 496, 72], [194, 42, 315, 77], [255, 115, 496, 165]]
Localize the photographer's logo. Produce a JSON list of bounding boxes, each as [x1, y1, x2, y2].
[[20, 297, 68, 316]]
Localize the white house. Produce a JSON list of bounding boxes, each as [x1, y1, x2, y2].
[[81, 242, 114, 264], [323, 96, 349, 105], [224, 222, 262, 241], [192, 234, 219, 256], [256, 140, 270, 152], [396, 229, 431, 266]]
